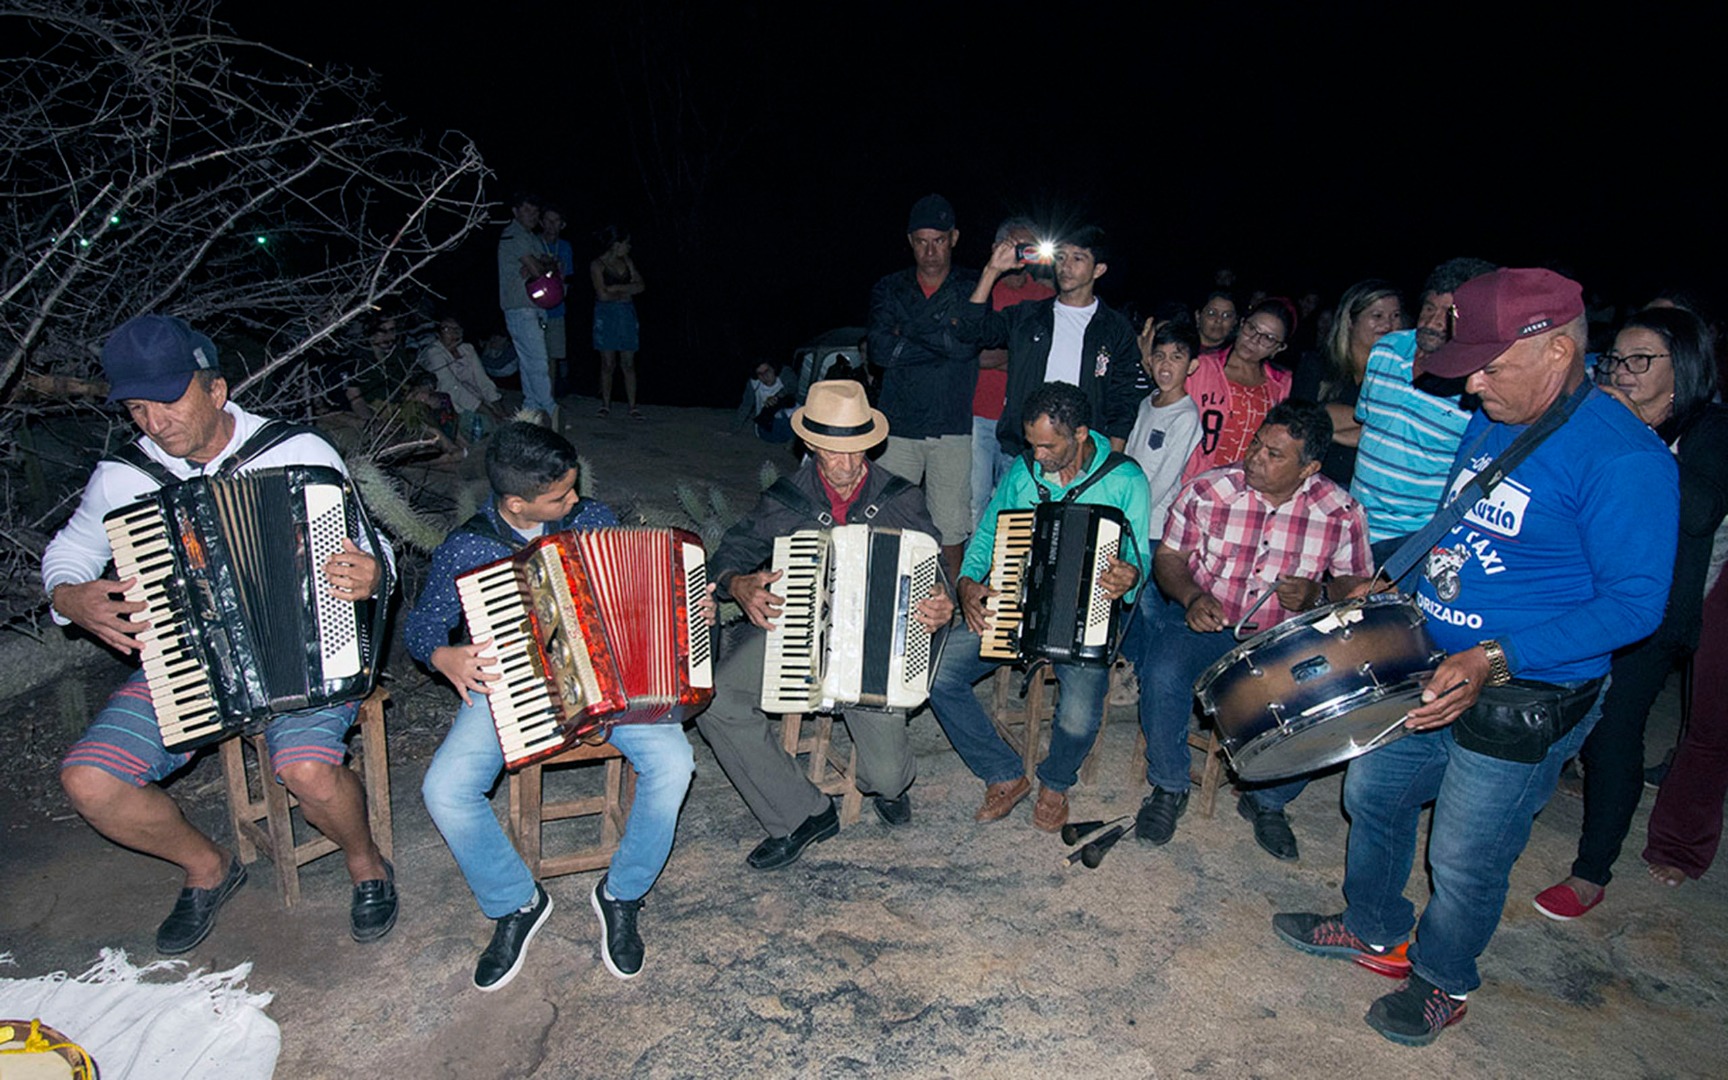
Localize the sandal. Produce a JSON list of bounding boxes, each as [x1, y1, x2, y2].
[[630, 409, 645, 421], [596, 406, 610, 418]]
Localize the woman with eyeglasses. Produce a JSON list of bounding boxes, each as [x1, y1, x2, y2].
[[1180, 298, 1295, 481], [1533, 305, 1728, 919], [1291, 279, 1404, 487]]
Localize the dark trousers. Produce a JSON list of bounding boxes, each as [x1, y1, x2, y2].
[[1645, 576, 1728, 878], [1573, 630, 1688, 886]]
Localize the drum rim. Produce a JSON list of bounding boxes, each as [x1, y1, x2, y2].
[[1223, 677, 1428, 780], [1193, 593, 1423, 709]]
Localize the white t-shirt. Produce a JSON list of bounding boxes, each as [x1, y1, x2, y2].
[[1045, 300, 1098, 386]]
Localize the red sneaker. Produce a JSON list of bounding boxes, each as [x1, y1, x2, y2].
[[1533, 881, 1605, 921]]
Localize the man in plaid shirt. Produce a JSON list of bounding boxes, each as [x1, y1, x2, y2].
[[1133, 399, 1372, 859]]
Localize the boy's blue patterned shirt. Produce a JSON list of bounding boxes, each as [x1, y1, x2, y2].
[[404, 496, 619, 664]]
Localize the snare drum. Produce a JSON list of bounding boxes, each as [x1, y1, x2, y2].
[[1193, 594, 1445, 781]]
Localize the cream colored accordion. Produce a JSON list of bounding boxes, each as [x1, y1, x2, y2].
[[760, 525, 942, 713]]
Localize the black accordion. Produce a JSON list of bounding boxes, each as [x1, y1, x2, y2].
[[981, 501, 1128, 666], [103, 465, 385, 751]]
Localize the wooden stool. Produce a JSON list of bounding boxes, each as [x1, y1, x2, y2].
[[779, 713, 864, 826], [1126, 723, 1226, 819], [507, 741, 636, 879], [989, 666, 1111, 786], [221, 687, 394, 907]]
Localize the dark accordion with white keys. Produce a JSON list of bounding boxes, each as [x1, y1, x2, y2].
[[760, 524, 942, 713], [981, 502, 1127, 666], [103, 465, 384, 752], [456, 528, 713, 769]]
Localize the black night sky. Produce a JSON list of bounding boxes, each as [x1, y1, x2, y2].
[[233, 2, 1723, 406]]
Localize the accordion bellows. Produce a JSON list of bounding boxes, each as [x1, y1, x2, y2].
[[761, 525, 941, 714], [103, 466, 382, 751], [457, 528, 713, 769]]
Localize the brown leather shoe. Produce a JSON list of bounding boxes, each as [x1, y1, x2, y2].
[[975, 777, 1031, 822], [1032, 787, 1069, 833]]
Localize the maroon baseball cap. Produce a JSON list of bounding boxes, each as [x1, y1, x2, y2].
[[1422, 268, 1584, 378]]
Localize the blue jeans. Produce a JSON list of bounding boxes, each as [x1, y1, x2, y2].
[[969, 414, 1012, 530], [928, 622, 1111, 792], [1339, 681, 1607, 996], [504, 307, 555, 417], [1134, 595, 1234, 793], [421, 694, 693, 915]]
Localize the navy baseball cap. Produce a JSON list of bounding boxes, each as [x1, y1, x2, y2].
[[102, 315, 220, 404], [907, 193, 956, 233]]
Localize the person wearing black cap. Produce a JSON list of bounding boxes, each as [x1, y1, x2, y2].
[[867, 193, 982, 580], [1271, 269, 1680, 1046], [45, 315, 399, 954], [694, 380, 953, 869]]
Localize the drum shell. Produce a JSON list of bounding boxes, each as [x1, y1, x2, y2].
[[1195, 597, 1442, 768]]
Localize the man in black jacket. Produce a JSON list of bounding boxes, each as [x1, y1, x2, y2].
[[696, 381, 954, 870], [867, 193, 982, 578], [960, 226, 1144, 456]]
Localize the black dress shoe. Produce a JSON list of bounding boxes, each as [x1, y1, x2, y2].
[[157, 856, 247, 955], [1135, 787, 1188, 846], [747, 801, 840, 870], [1238, 794, 1299, 861], [873, 792, 913, 827], [350, 860, 399, 943]]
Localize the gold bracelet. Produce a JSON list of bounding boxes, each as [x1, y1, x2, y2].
[[1478, 640, 1512, 686]]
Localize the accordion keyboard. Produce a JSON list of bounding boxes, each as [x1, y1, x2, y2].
[[456, 560, 566, 763], [106, 504, 225, 748], [981, 510, 1035, 661], [761, 530, 826, 713]]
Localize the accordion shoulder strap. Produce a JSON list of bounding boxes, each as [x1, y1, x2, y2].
[[217, 420, 341, 477], [103, 441, 177, 487], [763, 473, 916, 527], [451, 509, 532, 553], [1022, 447, 1133, 504]]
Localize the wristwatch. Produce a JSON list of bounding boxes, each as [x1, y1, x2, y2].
[[1478, 640, 1512, 686]]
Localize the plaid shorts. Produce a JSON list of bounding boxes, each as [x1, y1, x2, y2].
[[62, 668, 359, 786]]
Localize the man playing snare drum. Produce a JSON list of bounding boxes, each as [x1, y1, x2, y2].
[[1132, 399, 1372, 859]]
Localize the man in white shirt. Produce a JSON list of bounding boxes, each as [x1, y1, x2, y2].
[[958, 225, 1143, 458], [46, 315, 399, 954]]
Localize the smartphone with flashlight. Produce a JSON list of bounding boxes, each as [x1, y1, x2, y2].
[[1017, 241, 1056, 266]]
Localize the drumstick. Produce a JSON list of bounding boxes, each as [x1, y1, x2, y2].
[[1363, 677, 1471, 747], [1232, 586, 1277, 639]]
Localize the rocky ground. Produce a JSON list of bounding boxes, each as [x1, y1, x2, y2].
[[3, 400, 1724, 1079]]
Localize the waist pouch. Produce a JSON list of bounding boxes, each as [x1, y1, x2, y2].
[[1453, 677, 1604, 764]]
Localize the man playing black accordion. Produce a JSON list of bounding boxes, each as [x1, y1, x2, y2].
[[696, 380, 953, 870], [928, 381, 1151, 833], [45, 315, 397, 954]]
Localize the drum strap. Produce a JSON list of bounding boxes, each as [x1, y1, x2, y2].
[[1379, 378, 1594, 586]]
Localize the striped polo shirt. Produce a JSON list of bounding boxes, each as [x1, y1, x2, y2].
[[1349, 330, 1473, 543]]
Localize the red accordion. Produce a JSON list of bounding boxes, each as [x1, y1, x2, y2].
[[456, 528, 713, 768]]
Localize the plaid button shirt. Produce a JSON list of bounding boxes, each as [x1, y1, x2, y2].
[[1162, 465, 1372, 627]]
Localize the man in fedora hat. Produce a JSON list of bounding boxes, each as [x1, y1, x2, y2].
[[695, 380, 954, 869], [1273, 268, 1678, 1046], [44, 314, 399, 954]]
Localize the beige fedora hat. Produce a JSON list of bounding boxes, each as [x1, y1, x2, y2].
[[790, 380, 889, 452]]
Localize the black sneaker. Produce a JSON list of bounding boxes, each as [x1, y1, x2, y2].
[[874, 792, 913, 827], [1237, 794, 1299, 861], [156, 856, 247, 955], [746, 801, 840, 870], [350, 860, 398, 943], [1365, 974, 1468, 1046], [591, 874, 644, 980], [474, 883, 553, 992], [1271, 912, 1411, 977], [1134, 787, 1188, 845]]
